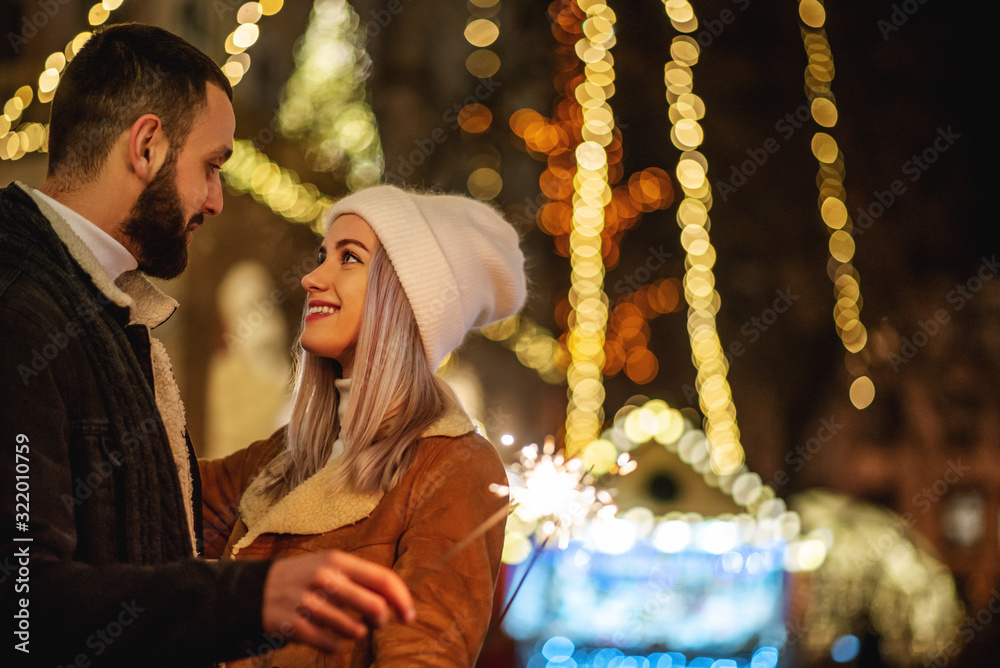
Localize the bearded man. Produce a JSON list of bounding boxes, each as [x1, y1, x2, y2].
[[0, 23, 412, 667]]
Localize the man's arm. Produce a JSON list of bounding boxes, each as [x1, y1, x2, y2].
[[2, 294, 413, 666], [0, 299, 274, 665]]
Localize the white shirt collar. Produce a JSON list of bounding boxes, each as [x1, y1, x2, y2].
[[32, 189, 138, 282]]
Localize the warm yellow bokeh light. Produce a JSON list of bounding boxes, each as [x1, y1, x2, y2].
[[466, 49, 501, 78], [799, 0, 826, 28], [233, 23, 260, 49], [811, 97, 838, 127], [821, 197, 848, 229], [259, 0, 284, 15], [465, 19, 500, 47], [850, 375, 875, 409], [88, 3, 110, 25]]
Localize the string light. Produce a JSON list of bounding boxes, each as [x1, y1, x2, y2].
[[1, 2, 124, 162], [275, 0, 382, 189], [481, 315, 567, 383], [562, 0, 619, 457], [0, 1, 287, 162], [220, 0, 285, 87], [510, 2, 676, 451], [221, 140, 334, 234], [496, 397, 814, 588], [798, 0, 873, 410], [661, 0, 744, 476], [463, 0, 503, 200]]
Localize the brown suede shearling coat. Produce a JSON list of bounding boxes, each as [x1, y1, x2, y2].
[[199, 410, 508, 667]]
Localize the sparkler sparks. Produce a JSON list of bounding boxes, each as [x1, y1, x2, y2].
[[491, 437, 627, 550]]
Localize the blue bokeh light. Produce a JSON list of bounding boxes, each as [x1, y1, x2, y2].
[[750, 646, 779, 668], [831, 635, 861, 663], [503, 537, 787, 654], [544, 636, 576, 661], [525, 645, 779, 668]]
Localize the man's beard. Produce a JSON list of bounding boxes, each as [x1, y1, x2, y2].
[[120, 151, 203, 280]]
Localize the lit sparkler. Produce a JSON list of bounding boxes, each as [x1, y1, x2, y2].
[[491, 436, 622, 550], [414, 436, 630, 586]]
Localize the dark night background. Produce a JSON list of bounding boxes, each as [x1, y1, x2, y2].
[[1, 1, 994, 665]]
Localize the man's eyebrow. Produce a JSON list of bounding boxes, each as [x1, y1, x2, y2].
[[334, 238, 370, 252], [213, 146, 234, 163]]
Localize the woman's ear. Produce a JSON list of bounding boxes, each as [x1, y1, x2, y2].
[[127, 113, 169, 183]]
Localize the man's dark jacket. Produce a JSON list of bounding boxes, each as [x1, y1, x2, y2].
[[1, 183, 271, 666]]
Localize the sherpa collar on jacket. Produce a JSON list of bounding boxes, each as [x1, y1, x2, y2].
[[231, 410, 476, 556], [17, 182, 198, 555]]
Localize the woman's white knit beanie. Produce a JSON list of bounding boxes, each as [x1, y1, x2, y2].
[[327, 185, 527, 369]]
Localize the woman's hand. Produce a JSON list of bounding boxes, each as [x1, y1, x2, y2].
[[262, 550, 416, 654]]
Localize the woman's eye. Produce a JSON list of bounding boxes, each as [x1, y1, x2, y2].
[[341, 250, 361, 264]]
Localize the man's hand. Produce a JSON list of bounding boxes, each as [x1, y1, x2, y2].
[[262, 550, 416, 654]]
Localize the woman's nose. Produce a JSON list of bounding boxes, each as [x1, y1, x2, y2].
[[301, 267, 325, 292]]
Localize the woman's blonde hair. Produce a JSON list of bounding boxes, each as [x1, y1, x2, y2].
[[258, 246, 459, 500]]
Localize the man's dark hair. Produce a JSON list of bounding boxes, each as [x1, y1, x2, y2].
[[46, 23, 233, 184]]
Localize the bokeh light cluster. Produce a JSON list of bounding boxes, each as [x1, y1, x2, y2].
[[508, 1, 676, 455], [561, 0, 619, 456], [481, 315, 568, 384], [0, 1, 285, 163], [275, 0, 381, 190], [522, 644, 783, 668], [0, 6, 114, 162], [601, 276, 684, 383], [661, 0, 744, 476], [222, 1, 285, 86], [463, 0, 504, 200], [576, 398, 810, 557], [798, 0, 873, 410], [792, 490, 966, 665], [222, 140, 334, 234]]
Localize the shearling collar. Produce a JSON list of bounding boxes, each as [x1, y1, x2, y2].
[[18, 182, 195, 555], [17, 183, 179, 327], [231, 409, 476, 556]]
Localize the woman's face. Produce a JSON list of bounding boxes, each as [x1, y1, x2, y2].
[[300, 213, 380, 373]]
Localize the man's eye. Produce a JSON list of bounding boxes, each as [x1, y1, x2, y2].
[[316, 248, 327, 263]]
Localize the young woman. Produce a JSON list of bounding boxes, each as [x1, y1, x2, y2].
[[199, 185, 526, 667]]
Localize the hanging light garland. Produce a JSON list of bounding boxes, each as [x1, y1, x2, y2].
[[221, 139, 333, 234], [0, 0, 286, 162], [481, 315, 567, 384], [563, 0, 618, 457], [0, 1, 125, 161], [510, 1, 678, 450], [660, 0, 744, 477], [461, 0, 504, 201], [219, 0, 285, 87], [798, 0, 873, 410]]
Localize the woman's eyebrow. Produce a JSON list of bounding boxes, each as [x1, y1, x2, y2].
[[334, 238, 371, 252]]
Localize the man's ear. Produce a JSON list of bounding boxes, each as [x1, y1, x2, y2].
[[127, 114, 169, 183]]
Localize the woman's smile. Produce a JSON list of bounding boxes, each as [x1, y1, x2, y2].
[[306, 299, 341, 321]]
